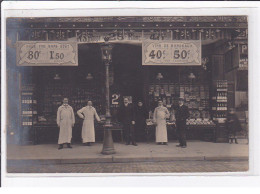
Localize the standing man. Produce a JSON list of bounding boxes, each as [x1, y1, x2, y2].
[[175, 98, 190, 148], [153, 100, 170, 145], [77, 101, 101, 146], [57, 97, 75, 150], [135, 100, 148, 142], [118, 97, 137, 146]]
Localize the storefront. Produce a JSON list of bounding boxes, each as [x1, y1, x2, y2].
[[6, 16, 248, 145]]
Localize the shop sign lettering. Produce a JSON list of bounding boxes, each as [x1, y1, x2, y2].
[[142, 41, 201, 66], [75, 30, 171, 43], [16, 41, 78, 66]]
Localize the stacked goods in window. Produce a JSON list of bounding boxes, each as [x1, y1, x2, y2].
[[148, 82, 214, 126], [211, 80, 229, 142], [148, 82, 179, 113], [20, 84, 37, 145], [184, 84, 214, 126], [42, 81, 104, 124], [211, 80, 228, 123], [42, 84, 66, 123]]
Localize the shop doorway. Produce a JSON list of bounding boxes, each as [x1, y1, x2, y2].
[[112, 44, 144, 104]]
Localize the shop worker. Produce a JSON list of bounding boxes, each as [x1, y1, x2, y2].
[[77, 100, 101, 146], [153, 100, 170, 145], [57, 97, 75, 150], [175, 98, 190, 148], [118, 97, 137, 146], [135, 100, 148, 142]]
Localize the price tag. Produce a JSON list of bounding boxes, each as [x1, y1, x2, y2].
[[142, 41, 201, 66], [16, 41, 78, 66]]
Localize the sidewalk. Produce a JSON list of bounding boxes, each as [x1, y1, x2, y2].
[[7, 140, 249, 165]]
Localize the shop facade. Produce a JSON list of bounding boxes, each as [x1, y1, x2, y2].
[[6, 16, 248, 145]]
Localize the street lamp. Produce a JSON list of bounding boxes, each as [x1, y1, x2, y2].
[[100, 40, 115, 155]]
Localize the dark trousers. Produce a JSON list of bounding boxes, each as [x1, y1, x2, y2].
[[123, 122, 136, 144], [135, 120, 146, 142], [176, 121, 187, 146]]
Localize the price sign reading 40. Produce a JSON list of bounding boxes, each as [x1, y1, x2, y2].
[[142, 41, 201, 66], [16, 41, 78, 66]]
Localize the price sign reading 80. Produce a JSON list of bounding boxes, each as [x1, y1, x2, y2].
[[142, 41, 201, 66]]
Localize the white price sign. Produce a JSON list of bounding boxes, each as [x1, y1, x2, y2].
[[142, 41, 201, 66], [16, 41, 78, 66]]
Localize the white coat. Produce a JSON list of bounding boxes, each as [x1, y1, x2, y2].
[[153, 106, 170, 143], [77, 106, 101, 143], [57, 104, 75, 144]]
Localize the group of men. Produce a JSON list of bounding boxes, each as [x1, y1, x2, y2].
[[56, 99, 100, 150], [117, 97, 190, 148], [56, 97, 190, 150]]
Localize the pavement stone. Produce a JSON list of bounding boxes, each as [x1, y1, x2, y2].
[[6, 161, 249, 173], [6, 141, 249, 165]]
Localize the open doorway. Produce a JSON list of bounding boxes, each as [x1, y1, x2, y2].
[[112, 44, 144, 104]]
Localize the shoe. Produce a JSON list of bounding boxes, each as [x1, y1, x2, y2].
[[132, 143, 138, 146], [87, 143, 91, 146], [176, 144, 182, 147], [67, 143, 72, 148], [163, 142, 168, 145], [58, 144, 63, 150], [157, 143, 161, 145], [181, 146, 187, 148]]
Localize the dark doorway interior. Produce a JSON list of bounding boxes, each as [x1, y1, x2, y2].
[[112, 44, 144, 103]]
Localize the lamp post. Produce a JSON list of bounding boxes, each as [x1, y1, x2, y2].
[[100, 41, 115, 155]]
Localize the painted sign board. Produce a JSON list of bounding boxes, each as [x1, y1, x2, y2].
[[142, 40, 201, 66], [16, 41, 78, 66]]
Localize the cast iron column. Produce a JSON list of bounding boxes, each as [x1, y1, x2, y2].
[[101, 43, 115, 155]]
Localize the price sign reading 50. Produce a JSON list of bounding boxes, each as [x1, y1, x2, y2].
[[143, 41, 201, 66]]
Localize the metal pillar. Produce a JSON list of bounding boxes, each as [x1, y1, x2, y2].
[[101, 44, 115, 155]]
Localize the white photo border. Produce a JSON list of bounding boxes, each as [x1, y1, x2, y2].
[[1, 1, 260, 187]]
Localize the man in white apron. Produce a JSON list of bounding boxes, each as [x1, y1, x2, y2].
[[153, 100, 170, 145], [77, 101, 101, 146], [57, 98, 75, 150]]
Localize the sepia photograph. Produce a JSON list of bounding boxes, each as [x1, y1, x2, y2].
[[2, 5, 251, 176]]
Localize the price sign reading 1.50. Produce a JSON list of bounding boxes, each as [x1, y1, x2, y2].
[[49, 51, 65, 60], [149, 49, 189, 60]]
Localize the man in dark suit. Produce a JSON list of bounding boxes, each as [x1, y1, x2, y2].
[[175, 98, 190, 148], [118, 97, 137, 146], [135, 100, 148, 142]]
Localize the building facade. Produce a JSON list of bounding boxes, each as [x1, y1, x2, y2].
[[6, 16, 248, 144]]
